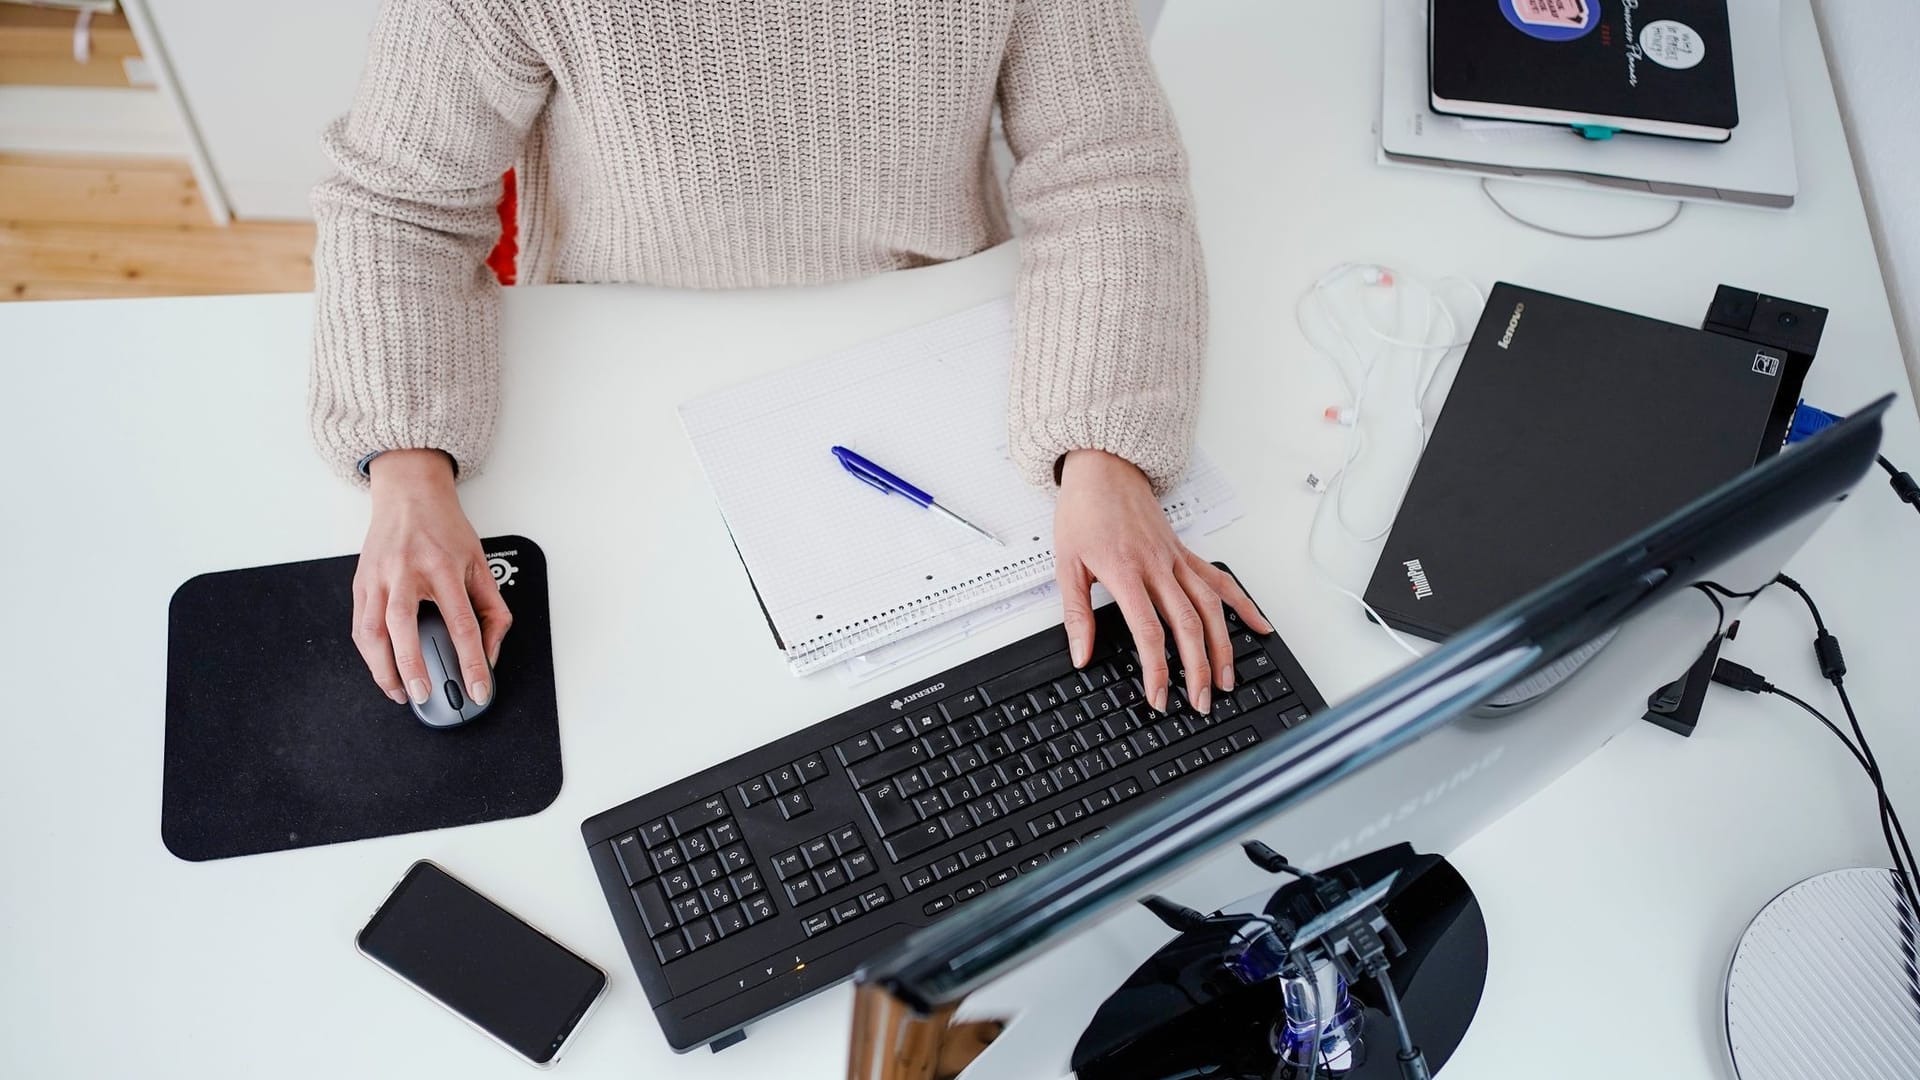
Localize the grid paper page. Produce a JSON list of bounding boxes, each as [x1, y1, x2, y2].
[[679, 298, 1236, 674]]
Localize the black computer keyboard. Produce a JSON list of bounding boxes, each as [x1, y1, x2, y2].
[[581, 572, 1325, 1051]]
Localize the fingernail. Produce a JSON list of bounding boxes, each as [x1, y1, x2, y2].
[[1152, 687, 1168, 713], [1196, 688, 1212, 714], [1220, 664, 1236, 691], [386, 688, 408, 705], [469, 680, 490, 705], [408, 678, 430, 704], [1069, 635, 1088, 668]]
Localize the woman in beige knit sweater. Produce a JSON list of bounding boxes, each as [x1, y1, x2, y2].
[[312, 0, 1272, 716]]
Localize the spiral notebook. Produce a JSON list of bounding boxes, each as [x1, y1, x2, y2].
[[681, 299, 1239, 675]]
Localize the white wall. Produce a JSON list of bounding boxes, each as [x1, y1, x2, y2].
[[1811, 0, 1920, 390]]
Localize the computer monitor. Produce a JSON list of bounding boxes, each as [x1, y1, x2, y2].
[[857, 396, 1893, 1075]]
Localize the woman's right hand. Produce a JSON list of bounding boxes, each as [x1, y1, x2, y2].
[[353, 449, 511, 707]]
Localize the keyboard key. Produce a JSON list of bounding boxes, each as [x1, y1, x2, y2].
[[921, 728, 958, 755], [736, 776, 773, 807], [1230, 630, 1263, 657], [785, 876, 819, 905], [709, 820, 741, 847], [885, 820, 948, 862], [912, 790, 947, 820], [771, 848, 806, 880], [718, 845, 752, 874], [894, 769, 929, 797], [923, 896, 955, 915], [842, 850, 876, 881], [1229, 728, 1262, 751], [907, 710, 942, 735], [1207, 737, 1235, 760], [832, 898, 863, 924], [1281, 704, 1311, 728], [650, 845, 685, 874], [654, 933, 688, 964], [1025, 773, 1058, 801], [683, 918, 720, 951], [799, 838, 833, 867], [1031, 712, 1069, 740], [1056, 802, 1089, 827], [730, 867, 763, 897], [672, 893, 705, 924], [1048, 841, 1078, 859], [690, 856, 725, 885], [1083, 789, 1117, 814], [986, 830, 1021, 856], [948, 744, 986, 775], [902, 866, 936, 893], [631, 882, 676, 936], [713, 904, 748, 938], [777, 789, 812, 820], [959, 842, 992, 869], [1234, 685, 1266, 711], [1083, 826, 1108, 842], [836, 731, 880, 765], [1028, 815, 1062, 840], [996, 785, 1032, 814], [1211, 696, 1242, 722], [861, 886, 892, 910], [1178, 748, 1210, 773], [859, 780, 919, 837], [700, 878, 735, 909], [767, 763, 801, 793], [1236, 652, 1276, 682], [1130, 728, 1166, 756], [940, 809, 972, 839], [981, 653, 1077, 706], [668, 795, 729, 836], [940, 688, 986, 721], [986, 868, 1018, 888], [1073, 752, 1109, 781], [795, 751, 829, 783], [1018, 853, 1051, 874], [1110, 777, 1143, 801], [948, 715, 987, 746], [847, 742, 930, 788], [1259, 672, 1293, 701], [932, 852, 964, 879], [613, 833, 651, 885], [743, 893, 776, 924], [825, 823, 860, 854], [970, 767, 1005, 795], [873, 717, 914, 748], [679, 832, 713, 860], [801, 912, 835, 937], [954, 881, 986, 903], [1102, 742, 1137, 769], [1030, 685, 1064, 711], [1051, 761, 1085, 790], [923, 758, 957, 785], [661, 867, 696, 897], [1148, 762, 1184, 786], [639, 819, 672, 848]]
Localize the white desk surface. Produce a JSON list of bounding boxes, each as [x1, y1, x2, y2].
[[3, 1, 1915, 1077]]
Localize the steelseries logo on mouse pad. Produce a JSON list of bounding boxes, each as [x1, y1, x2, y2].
[[486, 551, 520, 587]]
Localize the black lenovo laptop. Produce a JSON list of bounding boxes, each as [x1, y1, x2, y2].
[[1364, 283, 1789, 641], [582, 394, 1891, 1053]]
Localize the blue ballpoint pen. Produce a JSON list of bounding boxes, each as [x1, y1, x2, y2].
[[830, 446, 1005, 546]]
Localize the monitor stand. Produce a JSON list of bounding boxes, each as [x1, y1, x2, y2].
[[1071, 845, 1486, 1079]]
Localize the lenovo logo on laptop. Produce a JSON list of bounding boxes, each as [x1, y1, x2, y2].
[[1404, 559, 1435, 600]]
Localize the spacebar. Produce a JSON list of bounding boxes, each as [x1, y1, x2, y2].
[[979, 651, 1077, 706]]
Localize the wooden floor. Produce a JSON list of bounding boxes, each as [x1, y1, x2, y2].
[[0, 153, 315, 302]]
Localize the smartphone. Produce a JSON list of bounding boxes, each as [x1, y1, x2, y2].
[[357, 861, 608, 1068]]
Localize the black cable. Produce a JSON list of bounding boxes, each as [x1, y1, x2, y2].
[[1878, 455, 1920, 510], [1370, 968, 1432, 1080]]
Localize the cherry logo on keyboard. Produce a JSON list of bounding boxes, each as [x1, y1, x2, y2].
[[890, 681, 946, 711]]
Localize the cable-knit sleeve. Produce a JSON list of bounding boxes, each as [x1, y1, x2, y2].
[[308, 0, 551, 485], [997, 0, 1206, 495]]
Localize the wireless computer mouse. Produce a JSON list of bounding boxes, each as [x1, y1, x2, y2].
[[410, 602, 493, 729]]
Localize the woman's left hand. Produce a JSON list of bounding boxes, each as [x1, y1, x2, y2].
[[1052, 449, 1275, 715]]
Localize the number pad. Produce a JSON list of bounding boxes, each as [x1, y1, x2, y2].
[[617, 791, 776, 965]]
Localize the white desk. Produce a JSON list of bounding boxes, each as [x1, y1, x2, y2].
[[2, 2, 1915, 1077]]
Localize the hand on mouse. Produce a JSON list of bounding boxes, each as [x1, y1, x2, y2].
[[353, 449, 511, 707], [1052, 449, 1272, 715]]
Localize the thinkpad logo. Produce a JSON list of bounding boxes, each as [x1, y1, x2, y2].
[[1751, 353, 1781, 377], [1405, 559, 1434, 600], [891, 682, 945, 711]]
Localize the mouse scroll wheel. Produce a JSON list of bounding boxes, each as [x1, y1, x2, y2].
[[444, 679, 465, 710]]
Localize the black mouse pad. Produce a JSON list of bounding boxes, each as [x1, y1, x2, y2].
[[163, 535, 561, 861]]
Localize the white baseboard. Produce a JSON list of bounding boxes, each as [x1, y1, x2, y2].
[[0, 85, 186, 157]]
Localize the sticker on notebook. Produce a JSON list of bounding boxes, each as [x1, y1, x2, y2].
[[1499, 0, 1597, 41], [1639, 19, 1706, 70]]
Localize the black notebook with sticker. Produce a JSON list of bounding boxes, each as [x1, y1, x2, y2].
[[162, 536, 561, 861], [1429, 0, 1737, 141]]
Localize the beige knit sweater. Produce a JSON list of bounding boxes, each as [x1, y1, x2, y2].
[[310, 0, 1206, 493]]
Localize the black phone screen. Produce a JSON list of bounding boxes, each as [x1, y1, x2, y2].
[[358, 861, 606, 1064]]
